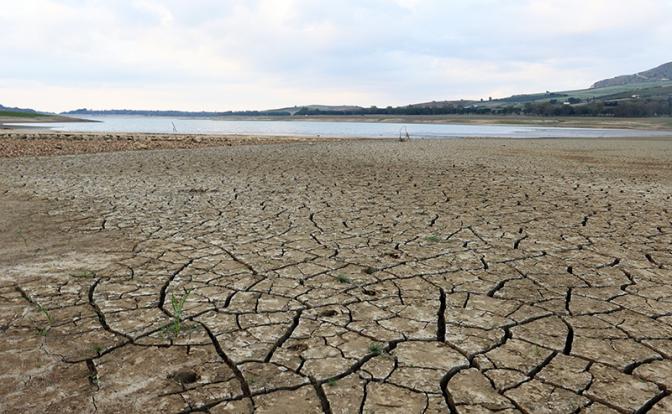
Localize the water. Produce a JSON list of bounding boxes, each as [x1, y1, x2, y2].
[[8, 115, 671, 139]]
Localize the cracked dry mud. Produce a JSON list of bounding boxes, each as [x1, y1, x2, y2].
[[1, 138, 671, 413]]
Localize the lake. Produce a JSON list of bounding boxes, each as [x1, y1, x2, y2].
[[8, 115, 672, 139]]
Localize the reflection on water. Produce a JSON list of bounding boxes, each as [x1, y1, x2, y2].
[[8, 115, 671, 139]]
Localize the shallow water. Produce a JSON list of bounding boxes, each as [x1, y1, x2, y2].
[[8, 115, 671, 139]]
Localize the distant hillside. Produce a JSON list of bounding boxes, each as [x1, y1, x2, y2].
[[275, 105, 363, 115], [63, 108, 293, 117], [0, 104, 94, 124], [592, 62, 672, 88], [65, 105, 365, 117], [0, 103, 39, 114]]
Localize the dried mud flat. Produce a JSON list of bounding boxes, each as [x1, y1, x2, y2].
[[0, 131, 348, 158], [1, 137, 672, 414]]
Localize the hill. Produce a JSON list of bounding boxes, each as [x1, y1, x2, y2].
[[0, 104, 93, 125], [64, 105, 364, 117], [0, 103, 40, 114], [273, 105, 363, 115], [592, 62, 672, 88], [63, 108, 294, 117]]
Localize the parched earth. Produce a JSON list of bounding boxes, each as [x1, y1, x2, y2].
[[1, 138, 671, 413]]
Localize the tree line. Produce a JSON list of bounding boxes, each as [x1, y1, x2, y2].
[[64, 109, 292, 117], [295, 97, 672, 118]]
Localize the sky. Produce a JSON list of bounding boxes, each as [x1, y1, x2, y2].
[[1, 0, 671, 113]]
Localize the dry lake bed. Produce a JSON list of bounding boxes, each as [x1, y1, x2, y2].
[[1, 134, 671, 413]]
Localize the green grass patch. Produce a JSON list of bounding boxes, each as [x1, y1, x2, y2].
[[71, 270, 97, 279], [336, 274, 351, 284], [168, 288, 192, 337], [368, 342, 384, 355], [35, 302, 53, 336]]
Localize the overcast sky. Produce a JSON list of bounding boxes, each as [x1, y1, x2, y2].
[[1, 0, 671, 113]]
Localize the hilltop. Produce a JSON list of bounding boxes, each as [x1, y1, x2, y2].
[[592, 61, 672, 88], [0, 104, 91, 126]]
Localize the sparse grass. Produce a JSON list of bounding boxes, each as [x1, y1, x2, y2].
[[168, 288, 192, 337], [93, 344, 103, 355], [16, 230, 28, 247], [368, 342, 384, 355], [35, 303, 53, 336], [336, 274, 351, 284], [363, 267, 376, 275], [326, 378, 338, 387], [71, 270, 96, 279], [425, 235, 441, 243], [88, 371, 99, 386]]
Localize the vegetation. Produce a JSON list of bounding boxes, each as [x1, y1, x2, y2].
[[168, 288, 192, 336], [0, 110, 48, 119], [294, 96, 672, 118], [291, 80, 672, 118], [336, 274, 351, 284], [71, 270, 97, 279], [368, 342, 384, 355], [35, 302, 53, 336], [64, 108, 292, 117]]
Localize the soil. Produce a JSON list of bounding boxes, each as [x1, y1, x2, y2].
[[1, 136, 671, 413]]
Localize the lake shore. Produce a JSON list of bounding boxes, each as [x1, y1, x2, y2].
[[2, 129, 671, 158], [0, 130, 366, 158], [202, 114, 672, 130], [0, 114, 93, 128]]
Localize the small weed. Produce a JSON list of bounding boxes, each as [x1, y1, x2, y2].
[[35, 302, 53, 336], [71, 270, 96, 279], [326, 378, 338, 387], [425, 235, 441, 243], [336, 275, 351, 284], [86, 360, 99, 387], [16, 230, 28, 247], [363, 267, 376, 275], [368, 342, 384, 355], [169, 288, 192, 337], [93, 345, 103, 355]]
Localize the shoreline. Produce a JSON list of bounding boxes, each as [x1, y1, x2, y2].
[[0, 114, 96, 129], [1, 129, 670, 158], [0, 130, 378, 158]]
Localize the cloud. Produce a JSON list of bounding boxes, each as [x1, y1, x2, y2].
[[1, 0, 671, 112]]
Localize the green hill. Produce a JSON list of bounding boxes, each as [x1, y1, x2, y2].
[[592, 62, 672, 88]]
